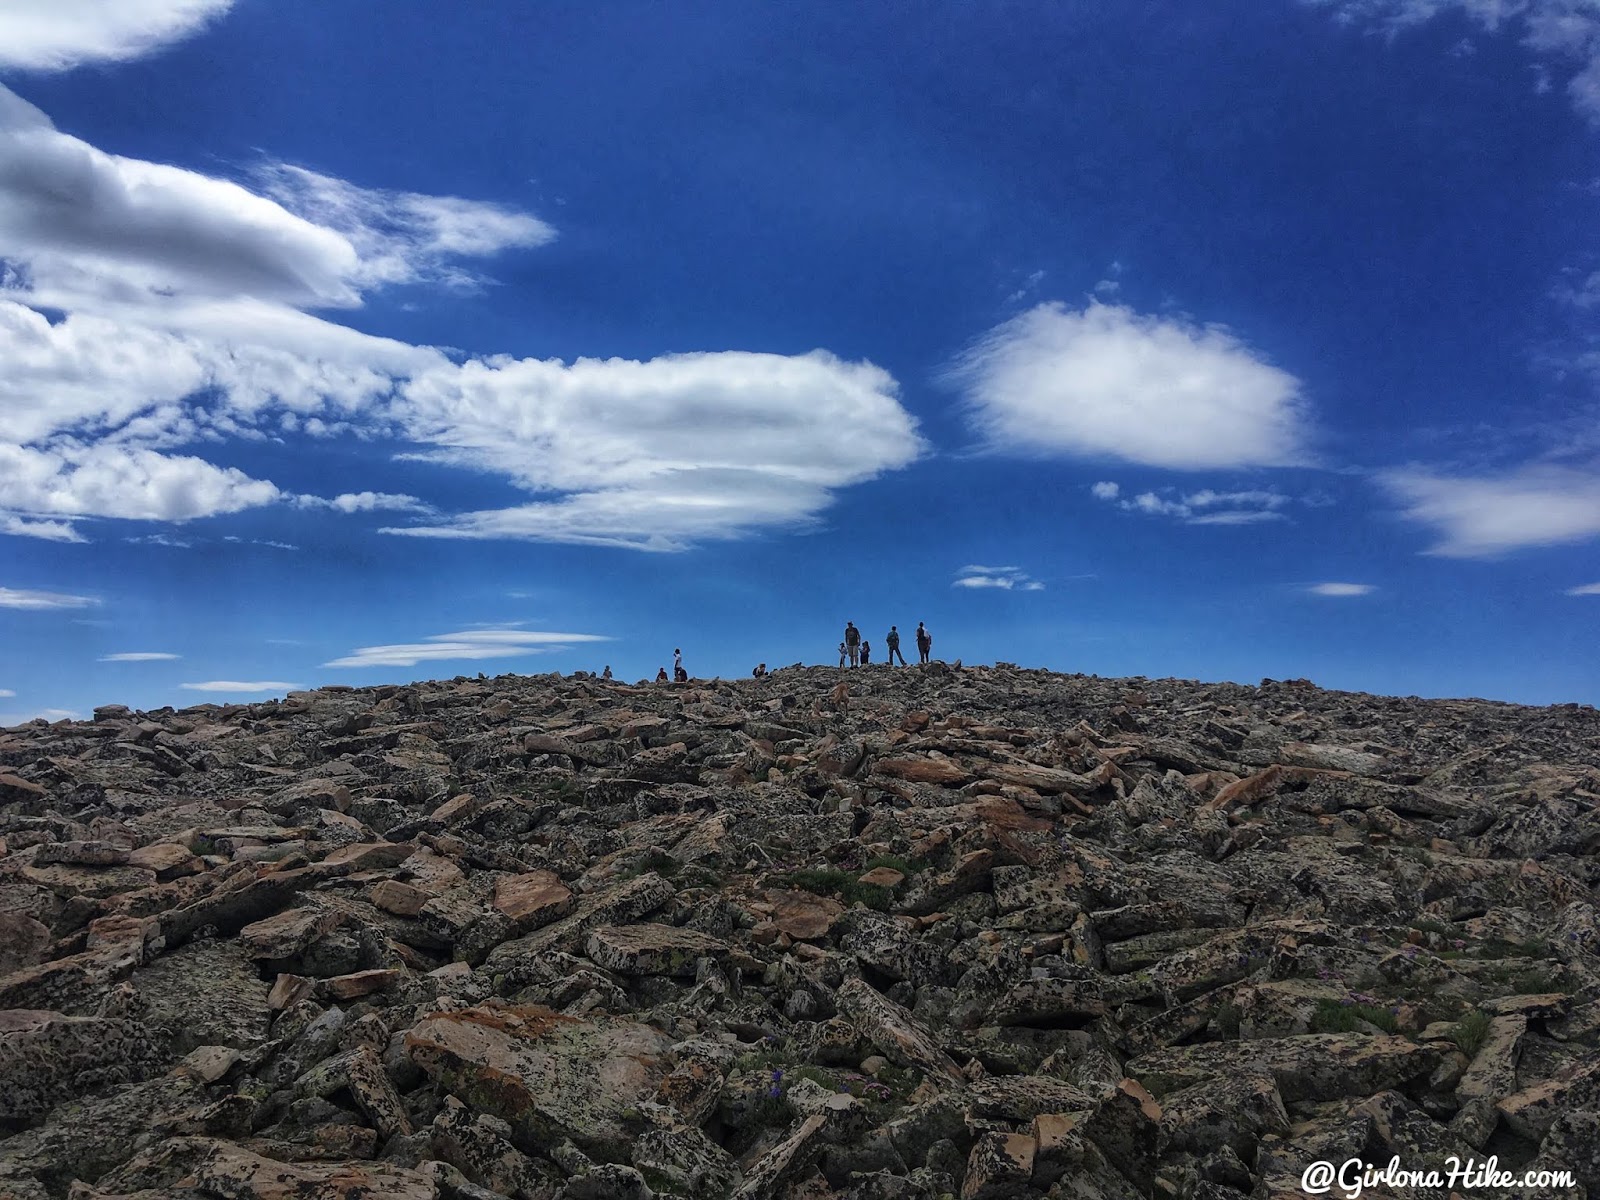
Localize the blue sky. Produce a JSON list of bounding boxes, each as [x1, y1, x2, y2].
[[3, 0, 1600, 715]]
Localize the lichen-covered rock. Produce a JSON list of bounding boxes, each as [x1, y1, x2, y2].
[[0, 1009, 169, 1120], [584, 922, 729, 977], [0, 663, 1595, 1200], [405, 1003, 672, 1158]]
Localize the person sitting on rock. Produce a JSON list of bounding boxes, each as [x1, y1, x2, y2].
[[602, 665, 613, 680], [674, 665, 688, 682], [861, 640, 872, 665], [656, 666, 669, 683], [753, 663, 767, 677]]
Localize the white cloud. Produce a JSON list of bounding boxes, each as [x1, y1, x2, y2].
[[323, 627, 609, 669], [100, 651, 179, 661], [2, 515, 84, 541], [0, 0, 233, 71], [298, 491, 430, 514], [953, 565, 1045, 591], [1308, 0, 1600, 123], [1566, 582, 1600, 594], [381, 350, 924, 549], [1383, 464, 1600, 556], [180, 680, 299, 693], [0, 441, 280, 521], [1091, 480, 1293, 525], [0, 83, 553, 533], [258, 164, 556, 291], [1308, 582, 1376, 596], [0, 689, 14, 697], [0, 86, 921, 551], [126, 533, 193, 547], [952, 302, 1310, 469], [0, 586, 97, 609], [0, 89, 362, 309]]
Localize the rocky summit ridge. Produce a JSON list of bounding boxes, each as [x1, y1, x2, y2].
[[0, 663, 1597, 1200]]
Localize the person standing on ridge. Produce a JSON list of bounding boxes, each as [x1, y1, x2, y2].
[[916, 622, 932, 664], [674, 648, 683, 676], [844, 621, 861, 667], [885, 625, 906, 666], [838, 641, 848, 667]]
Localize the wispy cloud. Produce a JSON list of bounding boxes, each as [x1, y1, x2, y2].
[[221, 536, 298, 550], [1307, 582, 1376, 597], [0, 586, 98, 610], [952, 302, 1310, 470], [1092, 481, 1294, 525], [0, 0, 235, 71], [1382, 465, 1600, 557], [296, 491, 431, 515], [180, 680, 300, 693], [323, 628, 609, 669], [1566, 582, 1600, 596], [3, 515, 85, 542], [1307, 0, 1600, 124], [0, 689, 14, 698], [125, 533, 195, 548], [953, 565, 1045, 591], [100, 651, 180, 662]]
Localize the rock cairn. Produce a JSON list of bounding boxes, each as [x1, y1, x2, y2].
[[0, 664, 1597, 1199]]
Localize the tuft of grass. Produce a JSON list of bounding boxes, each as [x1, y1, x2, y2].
[[1511, 967, 1561, 995], [1448, 1010, 1491, 1058], [772, 867, 892, 911], [1310, 998, 1399, 1035]]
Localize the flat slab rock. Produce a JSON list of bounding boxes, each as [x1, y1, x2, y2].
[[405, 1003, 673, 1158], [583, 922, 730, 976]]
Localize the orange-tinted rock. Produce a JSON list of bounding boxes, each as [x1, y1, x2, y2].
[[767, 889, 845, 940], [323, 969, 402, 1000], [493, 870, 575, 928]]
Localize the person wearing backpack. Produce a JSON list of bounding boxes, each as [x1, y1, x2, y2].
[[885, 625, 906, 666]]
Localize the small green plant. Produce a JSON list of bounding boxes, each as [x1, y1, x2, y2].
[[1511, 967, 1561, 995], [732, 1046, 787, 1074], [1310, 998, 1399, 1034], [1448, 1010, 1491, 1058], [772, 867, 892, 911]]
